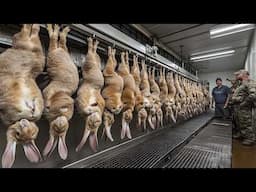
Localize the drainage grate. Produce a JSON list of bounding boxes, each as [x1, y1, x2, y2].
[[90, 135, 184, 168], [165, 147, 229, 168], [163, 119, 232, 168], [65, 112, 214, 168]]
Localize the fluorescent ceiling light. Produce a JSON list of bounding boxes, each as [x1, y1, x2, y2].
[[191, 47, 232, 56], [190, 50, 235, 60], [191, 53, 234, 62], [210, 24, 255, 38]]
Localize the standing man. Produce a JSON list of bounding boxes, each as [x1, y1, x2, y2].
[[231, 70, 256, 146], [228, 77, 241, 139], [212, 78, 231, 118]]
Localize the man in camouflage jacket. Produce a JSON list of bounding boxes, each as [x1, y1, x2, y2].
[[231, 70, 256, 146], [228, 78, 241, 139]]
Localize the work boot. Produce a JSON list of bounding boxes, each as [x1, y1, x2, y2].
[[232, 134, 241, 139], [232, 133, 241, 139], [241, 139, 254, 146]]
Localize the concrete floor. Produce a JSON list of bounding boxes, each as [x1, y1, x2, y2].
[[232, 139, 256, 168]]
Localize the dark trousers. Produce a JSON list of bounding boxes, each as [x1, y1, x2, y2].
[[231, 105, 240, 134], [215, 103, 229, 118]]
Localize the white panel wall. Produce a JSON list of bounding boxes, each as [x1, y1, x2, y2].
[[198, 70, 236, 94], [244, 29, 256, 80]]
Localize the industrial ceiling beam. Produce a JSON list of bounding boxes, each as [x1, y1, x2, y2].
[[165, 31, 209, 45], [146, 24, 162, 30], [130, 24, 181, 60], [158, 24, 202, 40]]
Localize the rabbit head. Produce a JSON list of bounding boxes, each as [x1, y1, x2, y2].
[[2, 119, 41, 168], [76, 112, 102, 152], [43, 116, 69, 160], [102, 110, 115, 142], [121, 109, 133, 140], [143, 96, 153, 109], [43, 92, 74, 160]]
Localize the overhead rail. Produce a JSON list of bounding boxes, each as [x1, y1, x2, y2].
[[71, 24, 199, 82], [0, 24, 199, 82]]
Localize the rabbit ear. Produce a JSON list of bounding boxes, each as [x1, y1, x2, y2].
[[121, 118, 132, 140], [23, 141, 41, 163], [102, 114, 114, 142], [152, 116, 157, 130], [43, 135, 55, 158], [121, 118, 126, 140], [126, 123, 132, 139], [58, 135, 68, 160], [148, 115, 155, 130], [170, 110, 176, 123], [2, 141, 17, 168], [105, 125, 114, 142], [76, 128, 90, 152], [89, 132, 98, 152]]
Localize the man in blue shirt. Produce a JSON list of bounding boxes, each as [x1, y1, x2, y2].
[[211, 78, 231, 118]]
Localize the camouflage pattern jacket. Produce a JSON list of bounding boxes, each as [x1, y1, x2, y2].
[[231, 79, 256, 108], [228, 80, 241, 106]]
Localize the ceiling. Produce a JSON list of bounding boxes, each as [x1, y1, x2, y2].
[[138, 24, 254, 73]]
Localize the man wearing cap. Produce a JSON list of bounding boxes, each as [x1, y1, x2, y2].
[[231, 70, 256, 146], [211, 77, 231, 118]]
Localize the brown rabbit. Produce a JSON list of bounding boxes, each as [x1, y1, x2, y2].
[[174, 73, 183, 109], [140, 60, 153, 109], [117, 52, 136, 139], [137, 108, 147, 131], [140, 60, 156, 130], [0, 24, 45, 168], [148, 67, 162, 129], [158, 68, 171, 123], [76, 111, 102, 152], [101, 47, 124, 141], [42, 24, 79, 160], [101, 110, 114, 141], [148, 67, 160, 96], [166, 72, 176, 123], [158, 68, 168, 104], [130, 55, 147, 131], [177, 75, 187, 106], [76, 37, 105, 152], [130, 55, 141, 87], [2, 119, 42, 168]]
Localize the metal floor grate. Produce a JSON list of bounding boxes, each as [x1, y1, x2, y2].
[[164, 119, 232, 168], [90, 135, 184, 168], [65, 112, 214, 168]]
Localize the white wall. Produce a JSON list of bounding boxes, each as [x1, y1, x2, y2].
[[244, 29, 256, 80], [198, 70, 236, 94]]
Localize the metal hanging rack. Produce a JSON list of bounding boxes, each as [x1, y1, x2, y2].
[[0, 24, 199, 82]]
